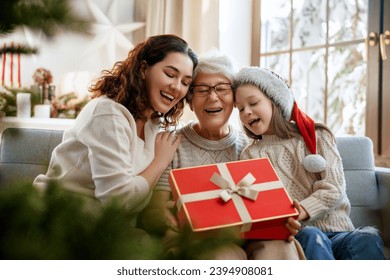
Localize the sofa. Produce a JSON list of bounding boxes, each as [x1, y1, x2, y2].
[[1, 127, 389, 258]]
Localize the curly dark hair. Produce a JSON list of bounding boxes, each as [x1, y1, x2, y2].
[[90, 34, 198, 127]]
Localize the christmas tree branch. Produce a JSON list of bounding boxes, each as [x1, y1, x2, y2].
[[0, 0, 91, 38]]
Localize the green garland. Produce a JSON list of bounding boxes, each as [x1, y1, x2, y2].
[[0, 86, 90, 118], [0, 86, 40, 117]]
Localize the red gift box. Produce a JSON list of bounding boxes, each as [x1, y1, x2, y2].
[[169, 158, 298, 239]]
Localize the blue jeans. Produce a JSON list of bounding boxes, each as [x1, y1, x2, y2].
[[295, 226, 386, 260]]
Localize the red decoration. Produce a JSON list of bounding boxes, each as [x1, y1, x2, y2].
[[169, 158, 298, 240], [1, 42, 6, 85], [10, 42, 13, 85], [17, 44, 21, 87]]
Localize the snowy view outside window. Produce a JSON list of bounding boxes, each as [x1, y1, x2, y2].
[[259, 0, 368, 136]]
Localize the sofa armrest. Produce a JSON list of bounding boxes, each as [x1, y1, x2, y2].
[[376, 167, 390, 187], [0, 128, 63, 188], [377, 166, 390, 209], [376, 167, 390, 248]]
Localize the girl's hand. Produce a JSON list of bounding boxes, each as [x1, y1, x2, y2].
[[293, 199, 309, 221], [284, 199, 307, 241], [285, 217, 301, 241]]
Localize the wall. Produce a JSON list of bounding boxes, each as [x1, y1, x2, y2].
[[0, 0, 138, 98], [219, 0, 252, 68], [1, 0, 252, 127], [219, 0, 252, 129]]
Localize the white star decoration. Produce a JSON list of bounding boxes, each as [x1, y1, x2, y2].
[[82, 0, 145, 67], [0, 0, 145, 89]]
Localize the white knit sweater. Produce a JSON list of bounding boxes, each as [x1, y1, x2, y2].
[[240, 129, 355, 232], [155, 121, 250, 192], [34, 96, 159, 220]]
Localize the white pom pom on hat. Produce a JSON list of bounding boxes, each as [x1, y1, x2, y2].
[[291, 102, 327, 173], [234, 67, 326, 173]]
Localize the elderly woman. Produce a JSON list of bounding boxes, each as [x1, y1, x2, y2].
[[140, 51, 305, 260]]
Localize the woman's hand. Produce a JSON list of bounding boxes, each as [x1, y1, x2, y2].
[[154, 131, 181, 168], [139, 131, 180, 188]]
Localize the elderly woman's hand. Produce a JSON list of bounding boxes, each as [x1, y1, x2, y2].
[[140, 190, 179, 235]]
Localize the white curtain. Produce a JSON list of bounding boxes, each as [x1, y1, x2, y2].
[[143, 0, 220, 54]]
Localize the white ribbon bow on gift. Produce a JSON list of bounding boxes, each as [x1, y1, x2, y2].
[[210, 172, 258, 202]]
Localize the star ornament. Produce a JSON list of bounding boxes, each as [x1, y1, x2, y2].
[[82, 0, 145, 67]]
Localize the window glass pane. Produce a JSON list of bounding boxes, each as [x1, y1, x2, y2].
[[292, 0, 327, 48], [291, 49, 325, 123], [261, 0, 291, 53], [327, 43, 366, 136], [260, 54, 290, 80], [328, 0, 368, 43]]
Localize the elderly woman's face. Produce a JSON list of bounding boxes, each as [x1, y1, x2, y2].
[[190, 72, 234, 131]]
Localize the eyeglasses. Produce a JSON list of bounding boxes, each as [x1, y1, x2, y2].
[[191, 83, 232, 97]]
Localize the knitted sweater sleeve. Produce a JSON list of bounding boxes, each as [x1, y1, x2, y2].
[[78, 113, 151, 213]]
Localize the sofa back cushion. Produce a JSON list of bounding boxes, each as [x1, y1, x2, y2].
[[0, 128, 63, 188], [336, 136, 381, 229]]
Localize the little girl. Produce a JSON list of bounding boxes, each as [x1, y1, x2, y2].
[[233, 66, 385, 260]]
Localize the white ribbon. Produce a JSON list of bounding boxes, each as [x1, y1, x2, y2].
[[210, 172, 258, 202], [211, 163, 255, 232]]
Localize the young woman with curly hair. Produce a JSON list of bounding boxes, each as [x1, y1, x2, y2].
[[34, 34, 198, 225]]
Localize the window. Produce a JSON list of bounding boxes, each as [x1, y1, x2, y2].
[[252, 0, 390, 166]]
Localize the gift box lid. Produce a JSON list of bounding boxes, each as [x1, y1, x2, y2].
[[169, 158, 298, 237]]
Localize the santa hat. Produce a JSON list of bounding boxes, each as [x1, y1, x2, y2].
[[234, 67, 326, 173]]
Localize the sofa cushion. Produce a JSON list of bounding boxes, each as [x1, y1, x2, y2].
[[0, 128, 63, 188], [336, 136, 381, 228]]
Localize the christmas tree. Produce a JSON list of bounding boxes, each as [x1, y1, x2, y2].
[[0, 181, 241, 259], [0, 0, 91, 55]]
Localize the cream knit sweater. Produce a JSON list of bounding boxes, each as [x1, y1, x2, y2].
[[155, 121, 250, 192], [34, 96, 159, 221], [240, 129, 355, 233]]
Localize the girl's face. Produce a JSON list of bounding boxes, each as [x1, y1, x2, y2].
[[142, 52, 194, 116], [235, 84, 274, 135], [190, 72, 234, 135]]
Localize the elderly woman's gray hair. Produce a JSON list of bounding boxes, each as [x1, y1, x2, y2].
[[187, 50, 236, 103]]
